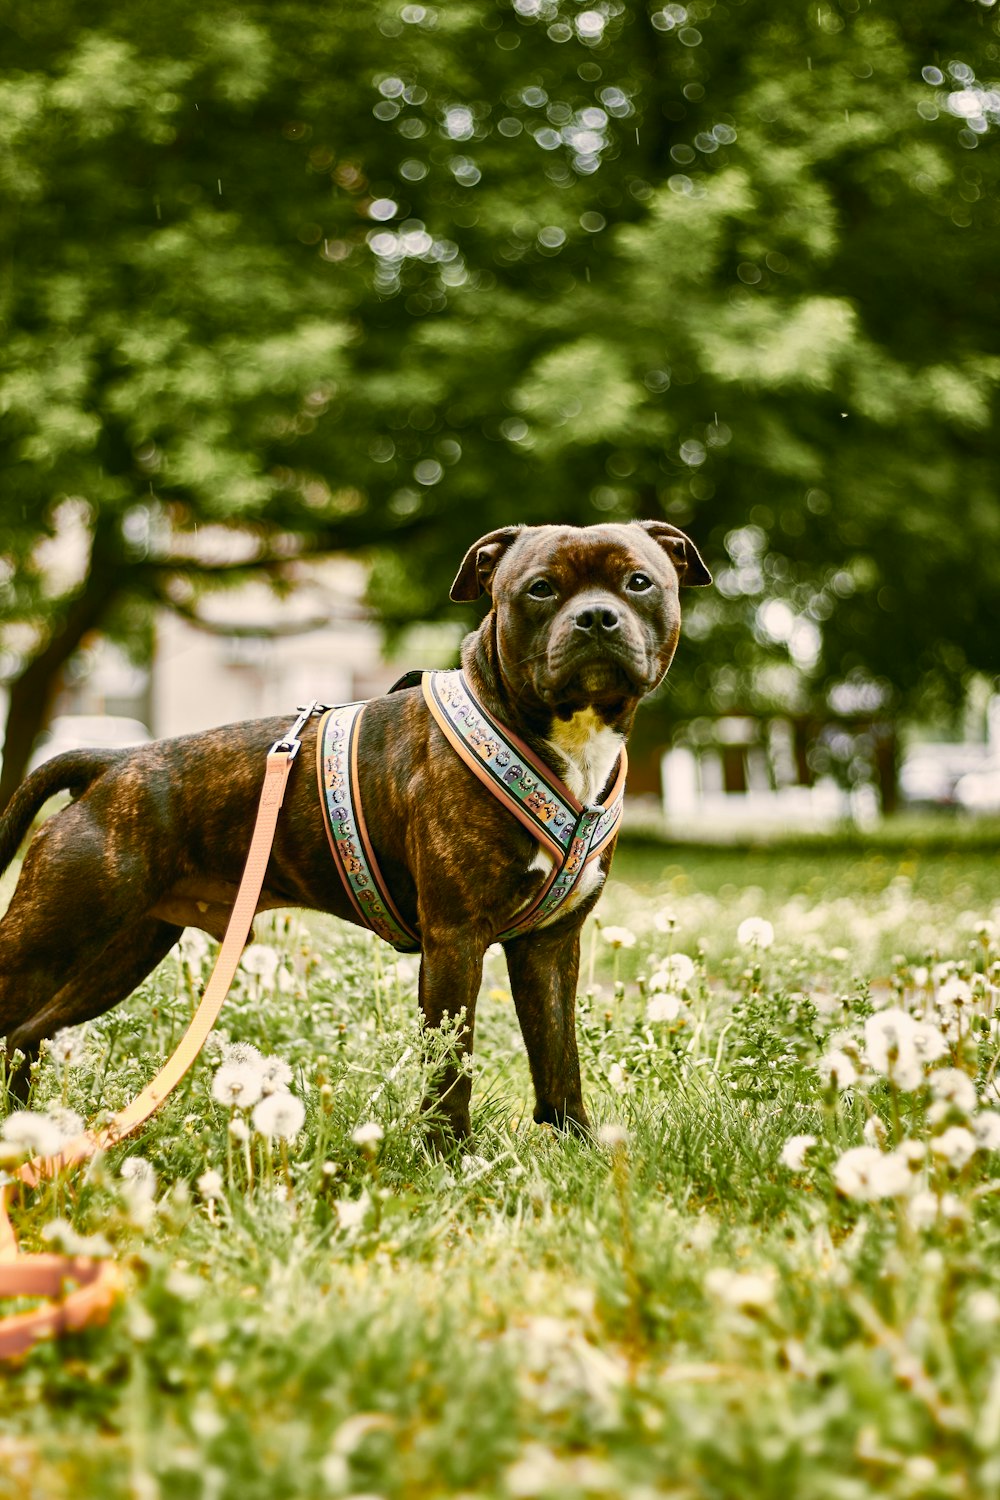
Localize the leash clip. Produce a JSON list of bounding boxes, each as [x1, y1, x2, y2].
[[269, 700, 328, 760]]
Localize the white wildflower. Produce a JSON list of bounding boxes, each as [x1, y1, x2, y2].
[[737, 917, 774, 951], [351, 1120, 384, 1154], [653, 908, 678, 933], [833, 1145, 912, 1201], [597, 1123, 628, 1150], [652, 953, 696, 988], [939, 1193, 969, 1225], [907, 1190, 940, 1231], [228, 1116, 250, 1143], [817, 1049, 858, 1090], [895, 1138, 926, 1172], [645, 992, 687, 1024], [120, 1157, 157, 1227], [121, 1157, 157, 1200], [461, 1153, 491, 1178], [936, 976, 973, 1012], [967, 1289, 1000, 1325], [252, 1091, 306, 1141], [930, 1068, 978, 1116], [705, 1266, 776, 1311], [930, 1126, 978, 1170], [607, 1062, 626, 1093], [912, 966, 930, 989], [211, 1061, 264, 1110], [973, 1112, 1000, 1151], [600, 925, 636, 949], [46, 1106, 85, 1142], [258, 1055, 293, 1095], [48, 1028, 86, 1071], [863, 1116, 888, 1148], [828, 946, 850, 963], [779, 1134, 817, 1171], [863, 1008, 915, 1073], [165, 1268, 203, 1302], [197, 1168, 225, 1201], [179, 928, 210, 963], [910, 1021, 949, 1065], [335, 1191, 371, 1232], [222, 1041, 264, 1068], [1, 1110, 64, 1159], [40, 1218, 113, 1257], [240, 943, 281, 981]]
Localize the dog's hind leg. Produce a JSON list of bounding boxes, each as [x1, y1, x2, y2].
[[5, 916, 182, 1062], [0, 783, 177, 1041]]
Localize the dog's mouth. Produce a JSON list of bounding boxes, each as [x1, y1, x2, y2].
[[541, 652, 647, 711]]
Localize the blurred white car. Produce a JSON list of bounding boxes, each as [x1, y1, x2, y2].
[[29, 715, 151, 772], [954, 763, 1000, 814]]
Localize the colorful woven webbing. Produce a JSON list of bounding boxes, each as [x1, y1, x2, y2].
[[316, 702, 421, 953], [316, 671, 627, 951]]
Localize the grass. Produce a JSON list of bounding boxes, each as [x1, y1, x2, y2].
[[1, 826, 999, 1498]]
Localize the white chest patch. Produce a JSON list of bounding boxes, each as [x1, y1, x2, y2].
[[546, 709, 624, 806]]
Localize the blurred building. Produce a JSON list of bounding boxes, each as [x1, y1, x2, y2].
[[151, 559, 395, 737]]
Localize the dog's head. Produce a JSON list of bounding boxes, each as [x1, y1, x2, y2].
[[451, 521, 710, 719]]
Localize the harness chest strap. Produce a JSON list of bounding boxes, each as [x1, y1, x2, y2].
[[316, 670, 627, 949]]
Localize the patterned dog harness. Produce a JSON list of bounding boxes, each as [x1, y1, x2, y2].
[[316, 669, 627, 952]]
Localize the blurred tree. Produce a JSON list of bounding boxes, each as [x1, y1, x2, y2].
[[2, 0, 999, 808]]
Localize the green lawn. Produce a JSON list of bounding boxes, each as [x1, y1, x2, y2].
[[1, 829, 1000, 1498]]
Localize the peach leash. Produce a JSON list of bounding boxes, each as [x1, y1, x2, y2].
[[0, 703, 324, 1361]]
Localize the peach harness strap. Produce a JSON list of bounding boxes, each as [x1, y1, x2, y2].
[[0, 702, 325, 1362], [316, 670, 627, 950]]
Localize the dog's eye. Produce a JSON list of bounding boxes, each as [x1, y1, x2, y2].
[[527, 579, 555, 599], [626, 572, 653, 592]]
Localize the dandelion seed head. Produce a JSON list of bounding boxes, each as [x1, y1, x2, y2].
[[817, 1048, 858, 1090], [1, 1110, 64, 1158], [240, 943, 281, 981], [649, 953, 695, 990], [197, 1168, 225, 1201], [779, 1134, 817, 1171], [930, 1068, 978, 1116], [937, 975, 973, 1011], [351, 1120, 384, 1152], [705, 1266, 776, 1311], [212, 1061, 264, 1110], [222, 1041, 264, 1067], [252, 1090, 305, 1141], [833, 1145, 912, 1201], [645, 992, 687, 1023], [600, 925, 636, 949], [737, 917, 774, 951], [930, 1125, 978, 1169]]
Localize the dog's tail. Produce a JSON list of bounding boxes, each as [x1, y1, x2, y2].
[[0, 751, 118, 877]]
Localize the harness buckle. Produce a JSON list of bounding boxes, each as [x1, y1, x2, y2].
[[268, 700, 328, 760]]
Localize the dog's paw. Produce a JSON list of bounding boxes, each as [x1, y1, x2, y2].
[[533, 1100, 592, 1137]]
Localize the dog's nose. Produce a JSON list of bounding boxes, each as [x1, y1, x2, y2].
[[574, 604, 621, 633]]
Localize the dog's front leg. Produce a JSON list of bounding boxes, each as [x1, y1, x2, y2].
[[417, 933, 485, 1146], [504, 922, 590, 1134]]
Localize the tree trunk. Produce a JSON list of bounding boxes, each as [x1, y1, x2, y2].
[[0, 516, 122, 814], [873, 722, 900, 817]]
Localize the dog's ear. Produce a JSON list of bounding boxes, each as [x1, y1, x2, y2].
[[636, 520, 712, 587], [450, 525, 525, 602]]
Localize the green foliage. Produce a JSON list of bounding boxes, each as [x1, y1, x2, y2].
[[1, 0, 999, 753]]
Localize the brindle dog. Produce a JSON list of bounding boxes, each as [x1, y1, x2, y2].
[[0, 522, 709, 1139]]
